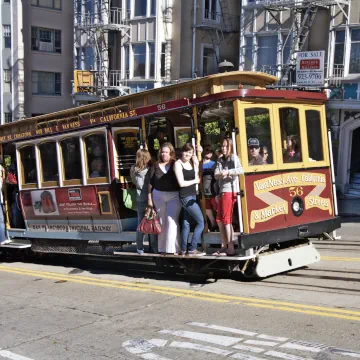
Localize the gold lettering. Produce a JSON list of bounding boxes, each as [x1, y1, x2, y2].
[[36, 129, 43, 135]]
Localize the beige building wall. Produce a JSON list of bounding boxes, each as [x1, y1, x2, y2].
[[23, 1, 74, 116]]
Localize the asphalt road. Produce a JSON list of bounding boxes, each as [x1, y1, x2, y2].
[[0, 221, 360, 360]]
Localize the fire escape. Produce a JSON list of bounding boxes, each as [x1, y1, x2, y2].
[[245, 0, 349, 86], [194, 0, 240, 67], [73, 0, 131, 102]]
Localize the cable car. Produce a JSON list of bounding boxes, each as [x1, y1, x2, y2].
[[0, 71, 340, 278]]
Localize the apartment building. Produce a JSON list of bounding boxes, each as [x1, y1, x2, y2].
[[0, 0, 74, 124], [72, 0, 240, 105]]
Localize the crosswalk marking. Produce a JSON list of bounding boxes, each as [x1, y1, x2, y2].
[[159, 329, 242, 346], [280, 340, 328, 353], [265, 350, 313, 360], [232, 344, 265, 353], [244, 340, 278, 347], [258, 335, 288, 342], [0, 351, 34, 360], [187, 322, 257, 337], [231, 353, 263, 360], [169, 341, 232, 356]]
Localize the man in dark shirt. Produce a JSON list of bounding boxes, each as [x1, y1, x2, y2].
[[248, 138, 264, 166]]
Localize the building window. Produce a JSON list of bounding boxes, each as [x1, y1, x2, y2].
[[4, 0, 10, 3], [203, 46, 217, 76], [3, 69, 11, 93], [3, 25, 11, 49], [161, 43, 166, 77], [204, 0, 218, 21], [134, 0, 147, 17], [334, 30, 345, 66], [349, 29, 360, 74], [133, 44, 146, 77], [32, 71, 61, 95], [149, 43, 155, 77], [257, 35, 277, 71], [4, 112, 12, 124], [244, 37, 253, 71], [31, 27, 61, 53], [150, 0, 156, 15], [31, 0, 61, 10], [84, 47, 95, 70]]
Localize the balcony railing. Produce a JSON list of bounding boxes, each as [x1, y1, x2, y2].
[[75, 7, 130, 29], [199, 10, 240, 32]]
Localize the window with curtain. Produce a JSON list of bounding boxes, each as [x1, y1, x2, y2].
[[349, 29, 360, 74], [3, 25, 11, 48], [133, 44, 146, 77], [32, 71, 61, 95], [257, 35, 278, 71]]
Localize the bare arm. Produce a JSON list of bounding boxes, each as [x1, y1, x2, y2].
[[228, 156, 244, 176], [174, 161, 199, 187]]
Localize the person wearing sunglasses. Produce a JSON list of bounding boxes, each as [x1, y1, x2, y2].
[[248, 138, 264, 166], [260, 145, 269, 165]]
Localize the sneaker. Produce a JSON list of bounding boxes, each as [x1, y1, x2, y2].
[[187, 250, 206, 257], [136, 249, 144, 255], [178, 250, 187, 256]]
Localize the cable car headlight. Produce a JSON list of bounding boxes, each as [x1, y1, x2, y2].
[[291, 197, 304, 217]]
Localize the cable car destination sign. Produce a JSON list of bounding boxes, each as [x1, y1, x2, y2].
[[296, 51, 325, 86], [0, 98, 189, 143]]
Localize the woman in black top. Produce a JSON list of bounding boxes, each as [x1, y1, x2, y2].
[[148, 142, 182, 254], [174, 143, 205, 256]]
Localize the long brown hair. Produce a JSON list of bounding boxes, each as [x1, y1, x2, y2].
[[222, 137, 234, 159], [158, 142, 176, 163], [135, 149, 151, 171]]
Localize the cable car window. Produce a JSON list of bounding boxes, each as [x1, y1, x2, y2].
[[245, 108, 273, 166], [116, 130, 139, 177], [306, 110, 324, 162], [39, 142, 58, 183], [60, 137, 82, 180], [84, 133, 108, 179], [279, 108, 302, 163], [19, 145, 37, 184]]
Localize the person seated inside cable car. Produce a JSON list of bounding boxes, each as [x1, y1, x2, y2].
[[90, 157, 105, 178], [283, 135, 301, 163], [248, 138, 264, 166], [260, 146, 269, 165]]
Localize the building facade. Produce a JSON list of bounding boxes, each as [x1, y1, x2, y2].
[[0, 0, 74, 124], [72, 0, 241, 105]]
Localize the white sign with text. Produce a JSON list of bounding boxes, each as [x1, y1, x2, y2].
[[296, 51, 325, 86]]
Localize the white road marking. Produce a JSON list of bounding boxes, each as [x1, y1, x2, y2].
[[159, 329, 242, 346], [265, 350, 313, 360], [233, 344, 265, 353], [187, 322, 257, 336], [122, 339, 167, 354], [258, 334, 288, 342], [139, 353, 172, 360], [280, 340, 328, 353], [231, 353, 264, 360], [330, 348, 360, 358], [244, 340, 278, 347], [0, 351, 34, 360], [169, 341, 232, 356]]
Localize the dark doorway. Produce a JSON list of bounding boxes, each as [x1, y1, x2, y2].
[[350, 127, 360, 177]]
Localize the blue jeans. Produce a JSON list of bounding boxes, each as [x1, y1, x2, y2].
[[137, 200, 158, 253], [180, 195, 205, 252]]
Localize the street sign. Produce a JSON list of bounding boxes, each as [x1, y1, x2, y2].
[[296, 51, 325, 86]]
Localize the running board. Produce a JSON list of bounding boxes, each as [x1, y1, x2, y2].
[[0, 242, 31, 249], [113, 251, 256, 261], [254, 243, 320, 278]]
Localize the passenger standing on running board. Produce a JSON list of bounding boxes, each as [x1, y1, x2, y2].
[[213, 138, 244, 256], [174, 143, 206, 257], [148, 143, 182, 255], [130, 149, 157, 254]]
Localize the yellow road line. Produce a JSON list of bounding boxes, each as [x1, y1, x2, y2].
[[322, 256, 360, 262], [0, 265, 360, 321]]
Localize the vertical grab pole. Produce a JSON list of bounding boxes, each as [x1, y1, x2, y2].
[[328, 129, 338, 216], [141, 116, 147, 150], [231, 130, 244, 234], [192, 107, 209, 246]]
